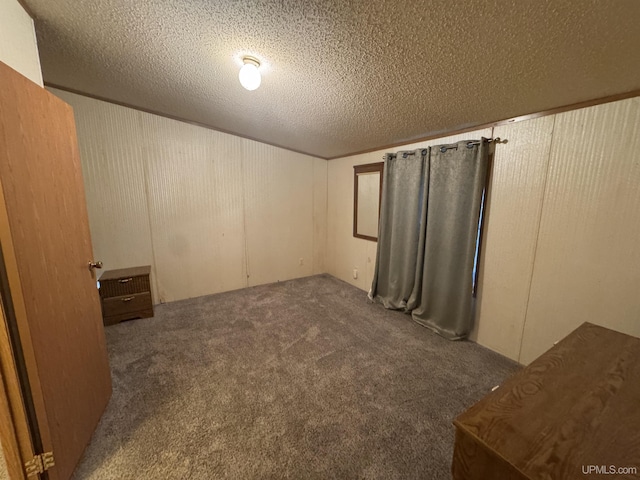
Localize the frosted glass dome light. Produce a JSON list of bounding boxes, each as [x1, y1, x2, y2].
[[239, 57, 261, 91]]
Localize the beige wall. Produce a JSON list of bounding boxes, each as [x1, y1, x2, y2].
[[49, 88, 327, 304], [519, 98, 640, 364], [327, 97, 640, 364], [0, 0, 42, 86], [471, 117, 555, 360]]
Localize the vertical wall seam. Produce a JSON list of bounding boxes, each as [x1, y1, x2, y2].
[[139, 111, 161, 302], [311, 158, 316, 274], [517, 115, 557, 363], [240, 144, 250, 287], [324, 157, 329, 274]]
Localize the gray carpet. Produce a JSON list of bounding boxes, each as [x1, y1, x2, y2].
[[72, 274, 518, 479]]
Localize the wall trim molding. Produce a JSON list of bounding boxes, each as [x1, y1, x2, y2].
[[326, 89, 640, 160], [46, 82, 640, 161]]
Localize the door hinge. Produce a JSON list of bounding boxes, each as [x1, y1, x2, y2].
[[24, 451, 55, 477]]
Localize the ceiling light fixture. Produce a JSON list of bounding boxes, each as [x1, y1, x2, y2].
[[239, 56, 261, 91]]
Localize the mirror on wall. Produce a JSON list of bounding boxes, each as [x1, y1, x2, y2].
[[353, 162, 384, 241]]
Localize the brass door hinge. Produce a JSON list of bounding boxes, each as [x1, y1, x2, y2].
[[24, 451, 55, 477]]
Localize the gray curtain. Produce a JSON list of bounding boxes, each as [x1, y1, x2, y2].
[[369, 139, 491, 340]]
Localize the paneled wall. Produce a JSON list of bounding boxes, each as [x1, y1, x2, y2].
[[327, 97, 640, 364], [49, 88, 327, 304], [64, 96, 156, 285], [0, 0, 42, 86], [520, 99, 640, 364], [472, 117, 555, 359]]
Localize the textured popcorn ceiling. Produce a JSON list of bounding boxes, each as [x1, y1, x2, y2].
[[25, 0, 640, 159]]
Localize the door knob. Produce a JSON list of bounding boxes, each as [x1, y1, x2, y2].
[[88, 261, 103, 271]]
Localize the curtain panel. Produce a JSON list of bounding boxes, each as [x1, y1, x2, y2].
[[369, 139, 491, 339]]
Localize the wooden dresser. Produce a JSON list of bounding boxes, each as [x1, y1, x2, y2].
[[99, 266, 153, 326], [452, 322, 640, 480]]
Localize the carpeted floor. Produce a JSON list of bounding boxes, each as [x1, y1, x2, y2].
[[72, 274, 518, 479]]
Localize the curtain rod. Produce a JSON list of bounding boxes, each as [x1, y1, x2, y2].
[[385, 137, 503, 159]]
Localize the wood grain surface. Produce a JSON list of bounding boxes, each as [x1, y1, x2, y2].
[[0, 61, 112, 480], [99, 273, 151, 299], [102, 293, 152, 317], [453, 322, 640, 479], [99, 266, 153, 325], [0, 298, 33, 480], [102, 308, 154, 327], [98, 265, 151, 281], [452, 428, 527, 480]]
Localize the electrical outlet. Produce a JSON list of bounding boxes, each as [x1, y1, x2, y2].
[[299, 258, 304, 266], [353, 268, 358, 279]]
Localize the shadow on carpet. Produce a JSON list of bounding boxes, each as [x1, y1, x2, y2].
[[72, 274, 519, 479]]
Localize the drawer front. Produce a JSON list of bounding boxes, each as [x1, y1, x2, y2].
[[102, 292, 152, 317], [100, 275, 150, 298]]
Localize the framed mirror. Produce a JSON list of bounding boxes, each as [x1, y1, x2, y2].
[[353, 162, 384, 241]]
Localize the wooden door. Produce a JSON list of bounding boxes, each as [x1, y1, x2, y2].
[[0, 62, 111, 479]]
